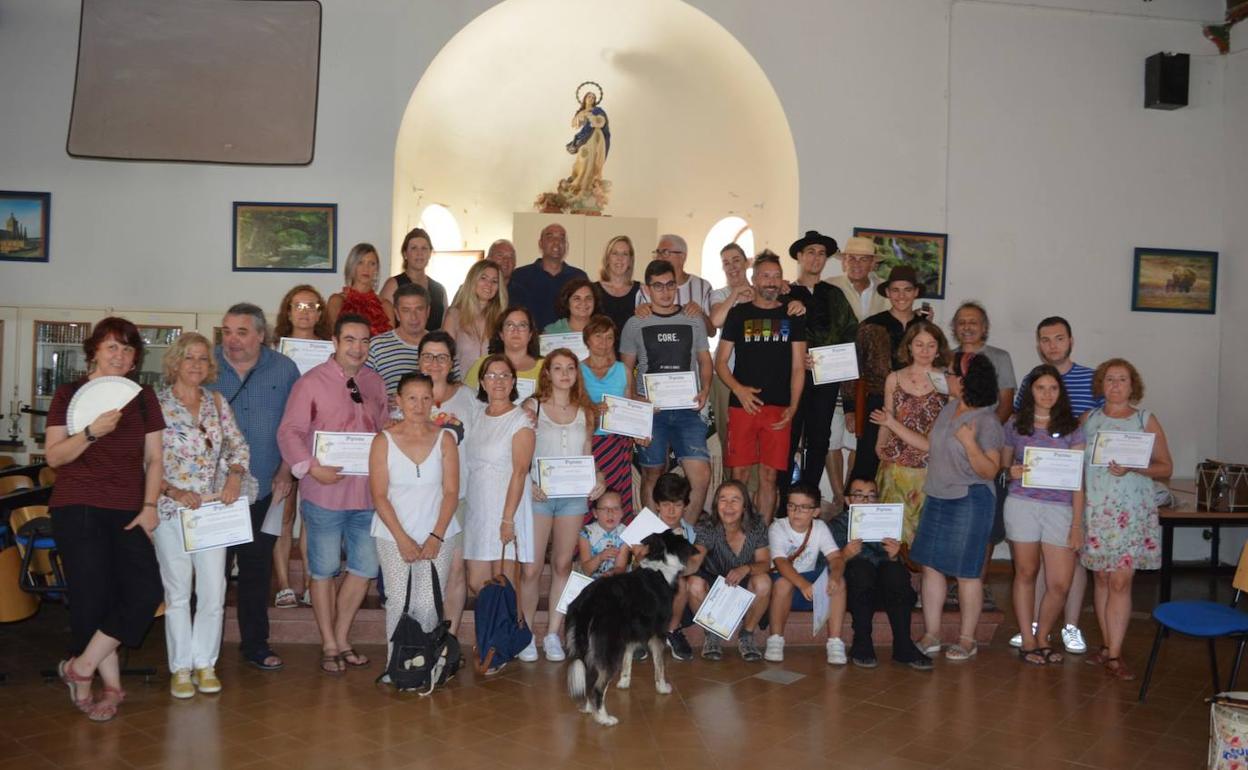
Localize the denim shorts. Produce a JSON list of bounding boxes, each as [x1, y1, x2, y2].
[[532, 496, 588, 518], [638, 408, 710, 467], [301, 500, 379, 580]]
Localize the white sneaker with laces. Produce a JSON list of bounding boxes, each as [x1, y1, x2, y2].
[[542, 633, 566, 662], [826, 637, 847, 666], [518, 638, 539, 662], [1009, 622, 1038, 649], [1061, 624, 1087, 654], [764, 634, 785, 662]]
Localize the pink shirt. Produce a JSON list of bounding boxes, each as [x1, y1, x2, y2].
[[277, 358, 388, 510]]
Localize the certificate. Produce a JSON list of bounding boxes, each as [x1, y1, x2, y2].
[[313, 431, 374, 476], [811, 569, 831, 633], [1022, 447, 1084, 491], [693, 576, 755, 641], [620, 507, 670, 546], [278, 337, 335, 376], [1090, 430, 1155, 469], [848, 504, 904, 543], [927, 371, 950, 396], [599, 395, 653, 440], [539, 333, 589, 361], [535, 455, 596, 498], [554, 571, 595, 615], [643, 371, 699, 410], [181, 497, 254, 553], [810, 343, 859, 385], [514, 377, 536, 403]]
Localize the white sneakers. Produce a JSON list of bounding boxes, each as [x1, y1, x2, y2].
[[518, 638, 540, 662], [826, 638, 847, 666], [1009, 622, 1039, 649], [1061, 624, 1088, 654], [764, 634, 785, 662], [542, 633, 566, 662]]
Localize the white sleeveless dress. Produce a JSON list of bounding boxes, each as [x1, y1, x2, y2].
[[464, 406, 535, 563]]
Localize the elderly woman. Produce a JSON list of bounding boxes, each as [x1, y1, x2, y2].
[[877, 353, 1003, 661], [592, 235, 640, 341], [543, 277, 598, 336], [154, 332, 253, 698], [1081, 359, 1172, 680], [580, 314, 636, 521], [368, 373, 460, 666], [327, 243, 394, 336], [417, 330, 477, 633], [379, 227, 448, 330], [443, 259, 507, 374], [687, 480, 772, 662], [272, 285, 330, 609], [465, 305, 545, 391], [46, 317, 165, 722]]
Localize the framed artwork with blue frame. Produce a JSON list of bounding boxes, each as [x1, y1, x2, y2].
[[232, 201, 337, 273], [0, 191, 51, 263], [1130, 247, 1217, 315], [853, 226, 948, 300]]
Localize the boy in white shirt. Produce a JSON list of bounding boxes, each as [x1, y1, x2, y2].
[[765, 483, 846, 664]]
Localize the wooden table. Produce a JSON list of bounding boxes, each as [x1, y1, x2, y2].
[[1159, 479, 1248, 602]]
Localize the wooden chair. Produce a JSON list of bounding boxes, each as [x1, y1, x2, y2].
[[0, 545, 40, 622], [0, 476, 35, 495], [0, 456, 16, 470], [37, 466, 55, 487], [9, 505, 64, 595], [1139, 540, 1248, 701]]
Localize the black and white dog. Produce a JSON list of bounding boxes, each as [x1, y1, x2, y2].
[[565, 531, 697, 726]]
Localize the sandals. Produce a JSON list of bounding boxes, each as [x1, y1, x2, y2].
[[1104, 658, 1136, 681], [1085, 646, 1110, 666], [245, 647, 284, 671], [274, 588, 298, 609], [945, 636, 978, 661], [340, 648, 370, 668], [320, 652, 344, 675], [88, 687, 125, 723], [1020, 647, 1064, 666], [917, 635, 942, 655], [57, 657, 94, 713]]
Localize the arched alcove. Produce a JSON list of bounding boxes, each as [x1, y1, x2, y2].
[[393, 0, 797, 281]]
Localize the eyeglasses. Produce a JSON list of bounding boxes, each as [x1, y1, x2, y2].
[[293, 301, 322, 312], [647, 280, 677, 291], [595, 505, 623, 514], [420, 353, 451, 364], [346, 377, 363, 404], [654, 249, 686, 258], [483, 371, 514, 381], [786, 503, 818, 512], [503, 321, 530, 331], [197, 422, 213, 451], [847, 492, 879, 501]]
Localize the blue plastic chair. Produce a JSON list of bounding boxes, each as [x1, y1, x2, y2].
[[1138, 542, 1248, 701]]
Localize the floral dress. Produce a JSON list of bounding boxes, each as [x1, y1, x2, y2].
[[340, 286, 393, 337], [877, 385, 947, 544], [156, 386, 253, 521], [1081, 407, 1160, 571]]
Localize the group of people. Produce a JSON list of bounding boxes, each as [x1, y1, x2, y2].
[[43, 224, 1172, 721]]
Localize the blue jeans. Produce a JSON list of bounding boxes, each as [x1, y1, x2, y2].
[[638, 408, 709, 467], [301, 501, 379, 580]]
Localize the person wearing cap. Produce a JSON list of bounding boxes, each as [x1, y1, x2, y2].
[[784, 231, 858, 511], [829, 237, 890, 323]]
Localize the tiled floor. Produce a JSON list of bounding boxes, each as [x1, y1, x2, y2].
[[0, 568, 1230, 769]]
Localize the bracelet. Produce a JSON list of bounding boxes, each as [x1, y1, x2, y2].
[[142, 502, 156, 509], [429, 532, 444, 542]]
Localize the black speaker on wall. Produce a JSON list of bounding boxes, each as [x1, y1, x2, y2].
[[1145, 52, 1189, 110]]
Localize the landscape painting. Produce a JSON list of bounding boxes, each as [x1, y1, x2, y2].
[[233, 202, 337, 272], [0, 191, 50, 262], [853, 226, 948, 300], [1131, 247, 1218, 314]]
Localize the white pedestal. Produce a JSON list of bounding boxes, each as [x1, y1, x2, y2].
[[512, 213, 657, 281]]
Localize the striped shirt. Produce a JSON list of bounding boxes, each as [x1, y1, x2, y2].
[[366, 330, 422, 393], [636, 273, 713, 315], [1013, 361, 1103, 417]]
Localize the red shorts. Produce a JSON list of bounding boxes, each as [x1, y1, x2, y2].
[[725, 405, 791, 471]]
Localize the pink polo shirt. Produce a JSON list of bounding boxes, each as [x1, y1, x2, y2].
[[277, 358, 388, 511]]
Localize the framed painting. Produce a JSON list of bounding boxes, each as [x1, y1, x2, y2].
[[853, 227, 948, 300], [1131, 247, 1218, 314], [0, 191, 51, 263], [232, 202, 337, 272]]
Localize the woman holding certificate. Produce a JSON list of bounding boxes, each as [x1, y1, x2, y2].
[[580, 315, 636, 521], [542, 277, 598, 335], [1081, 359, 1172, 680], [877, 353, 1003, 661], [527, 349, 606, 662], [368, 373, 460, 664], [873, 321, 950, 545], [465, 306, 545, 392], [154, 333, 254, 698], [1002, 365, 1085, 665], [442, 259, 507, 375], [464, 355, 537, 643]]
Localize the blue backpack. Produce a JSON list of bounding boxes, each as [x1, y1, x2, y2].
[[473, 543, 532, 673]]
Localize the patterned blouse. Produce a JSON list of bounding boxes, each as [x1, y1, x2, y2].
[[156, 385, 252, 520], [340, 287, 393, 337], [879, 385, 947, 468]]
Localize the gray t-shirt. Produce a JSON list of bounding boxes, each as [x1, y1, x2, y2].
[[619, 307, 709, 398], [954, 344, 1017, 393], [923, 400, 1005, 499]]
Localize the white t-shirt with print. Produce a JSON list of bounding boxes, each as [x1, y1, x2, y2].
[[768, 518, 838, 573]]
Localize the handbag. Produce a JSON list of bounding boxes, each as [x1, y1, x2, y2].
[[473, 541, 532, 673], [383, 561, 462, 694], [1198, 460, 1248, 513]]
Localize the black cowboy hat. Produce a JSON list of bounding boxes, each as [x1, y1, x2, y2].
[[876, 265, 926, 297], [788, 230, 839, 259]]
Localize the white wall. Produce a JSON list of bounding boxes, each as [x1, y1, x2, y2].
[[1220, 33, 1248, 463]]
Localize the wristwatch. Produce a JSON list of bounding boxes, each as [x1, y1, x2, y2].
[[84, 426, 97, 443]]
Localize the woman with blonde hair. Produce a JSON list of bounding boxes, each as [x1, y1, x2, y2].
[[380, 227, 448, 330], [273, 285, 332, 342], [327, 243, 394, 336], [153, 332, 254, 698], [592, 235, 640, 339], [443, 258, 507, 374]]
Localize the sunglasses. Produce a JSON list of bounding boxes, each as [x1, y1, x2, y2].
[[346, 377, 363, 404], [293, 301, 322, 312], [198, 423, 213, 451]]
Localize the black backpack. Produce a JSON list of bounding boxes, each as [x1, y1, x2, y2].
[[382, 561, 461, 694]]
